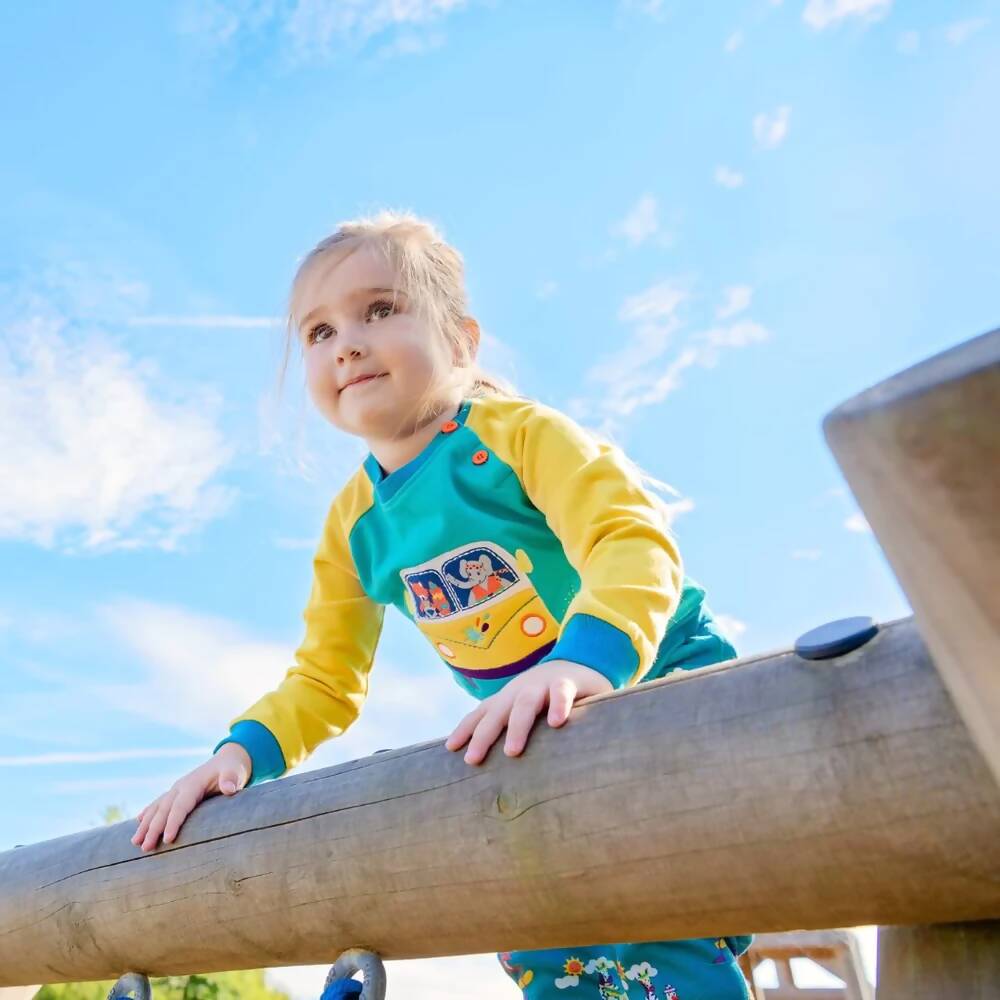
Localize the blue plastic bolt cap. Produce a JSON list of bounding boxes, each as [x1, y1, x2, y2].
[[320, 979, 363, 1000], [795, 616, 878, 660]]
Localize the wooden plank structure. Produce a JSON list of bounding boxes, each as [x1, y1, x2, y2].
[[0, 330, 997, 998], [743, 930, 872, 1000]]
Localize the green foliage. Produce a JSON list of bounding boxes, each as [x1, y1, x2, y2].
[[100, 805, 127, 826], [35, 969, 291, 1000]]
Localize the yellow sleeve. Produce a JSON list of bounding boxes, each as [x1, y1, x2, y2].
[[214, 487, 385, 781], [472, 398, 684, 688]]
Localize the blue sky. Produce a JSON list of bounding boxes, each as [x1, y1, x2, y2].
[[1, 1, 997, 995]]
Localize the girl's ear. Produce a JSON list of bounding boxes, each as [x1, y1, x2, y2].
[[462, 316, 481, 357]]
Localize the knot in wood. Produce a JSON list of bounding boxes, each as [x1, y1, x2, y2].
[[494, 790, 519, 819]]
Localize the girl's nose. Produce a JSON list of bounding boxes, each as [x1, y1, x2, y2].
[[337, 343, 366, 363]]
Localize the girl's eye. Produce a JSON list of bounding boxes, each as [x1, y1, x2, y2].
[[367, 299, 396, 321], [308, 322, 335, 344]]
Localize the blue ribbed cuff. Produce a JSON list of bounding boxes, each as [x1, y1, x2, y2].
[[213, 720, 287, 786], [539, 613, 640, 689]]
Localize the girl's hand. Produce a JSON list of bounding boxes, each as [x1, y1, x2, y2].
[[445, 659, 613, 765], [130, 742, 252, 853]]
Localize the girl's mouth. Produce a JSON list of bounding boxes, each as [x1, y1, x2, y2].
[[344, 373, 388, 391]]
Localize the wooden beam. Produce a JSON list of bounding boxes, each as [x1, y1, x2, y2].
[[1, 618, 999, 985], [824, 328, 1000, 784]]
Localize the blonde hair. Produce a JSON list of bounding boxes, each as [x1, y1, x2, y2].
[[281, 208, 684, 535], [282, 208, 517, 431]]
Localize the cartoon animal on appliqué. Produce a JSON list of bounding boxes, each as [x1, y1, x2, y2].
[[445, 553, 514, 607], [498, 952, 534, 990], [409, 581, 437, 617], [428, 581, 452, 616], [662, 985, 680, 1000], [624, 961, 658, 1000]]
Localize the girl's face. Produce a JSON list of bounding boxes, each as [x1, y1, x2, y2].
[[293, 244, 458, 444]]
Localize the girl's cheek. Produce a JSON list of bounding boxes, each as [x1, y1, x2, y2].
[[304, 361, 337, 407]]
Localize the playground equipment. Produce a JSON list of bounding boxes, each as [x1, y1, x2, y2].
[[0, 330, 997, 999], [743, 930, 871, 999]]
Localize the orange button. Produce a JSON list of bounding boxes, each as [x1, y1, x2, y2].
[[441, 420, 459, 434], [472, 449, 489, 465]]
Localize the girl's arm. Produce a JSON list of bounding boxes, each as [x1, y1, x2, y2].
[[215, 494, 385, 784], [472, 399, 685, 688]]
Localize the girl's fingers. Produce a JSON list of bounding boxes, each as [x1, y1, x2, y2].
[[547, 678, 577, 728], [140, 799, 172, 852], [504, 688, 547, 757], [445, 705, 487, 752], [464, 704, 510, 766], [132, 803, 157, 844], [162, 792, 197, 845]]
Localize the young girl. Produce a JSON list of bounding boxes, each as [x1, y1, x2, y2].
[[132, 210, 752, 1000]]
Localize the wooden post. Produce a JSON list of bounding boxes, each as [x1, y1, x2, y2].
[[1, 618, 999, 985], [824, 329, 1000, 997], [875, 921, 1000, 999], [824, 328, 1000, 785]]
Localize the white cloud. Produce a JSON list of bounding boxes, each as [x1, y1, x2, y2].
[[591, 317, 770, 423], [91, 599, 473, 762], [702, 320, 770, 349], [285, 0, 469, 62], [946, 18, 989, 45], [579, 280, 690, 393], [802, 0, 893, 30], [0, 748, 209, 767], [791, 548, 823, 560], [127, 315, 282, 328], [716, 285, 753, 320], [46, 773, 196, 795], [845, 512, 872, 534], [611, 194, 672, 248], [753, 106, 791, 150], [724, 30, 744, 52], [714, 614, 748, 642], [617, 279, 690, 324], [896, 29, 919, 54], [619, 320, 769, 417], [572, 276, 770, 436], [375, 31, 447, 59], [620, 0, 666, 18], [176, 0, 475, 64], [714, 165, 745, 189], [92, 599, 298, 737], [0, 316, 234, 551], [586, 318, 684, 388]]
